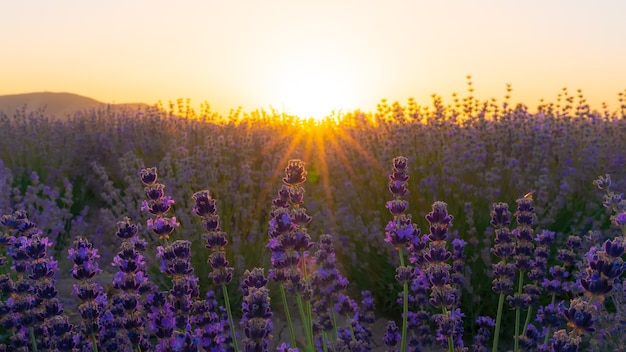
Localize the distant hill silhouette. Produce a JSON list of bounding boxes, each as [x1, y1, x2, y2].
[[0, 92, 150, 118]]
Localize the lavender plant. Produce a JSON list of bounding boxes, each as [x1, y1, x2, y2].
[[267, 160, 315, 351], [0, 86, 624, 351], [192, 189, 238, 351]]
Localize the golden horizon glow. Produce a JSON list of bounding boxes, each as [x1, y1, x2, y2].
[[1, 1, 626, 117]]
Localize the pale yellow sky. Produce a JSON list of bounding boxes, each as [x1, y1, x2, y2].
[[1, 0, 625, 118]]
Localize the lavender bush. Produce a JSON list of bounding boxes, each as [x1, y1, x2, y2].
[[0, 86, 625, 350]]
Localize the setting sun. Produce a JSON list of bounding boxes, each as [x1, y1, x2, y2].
[[274, 67, 354, 120], [268, 47, 360, 120]]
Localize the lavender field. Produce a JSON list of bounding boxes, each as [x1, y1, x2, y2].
[[0, 91, 625, 352]]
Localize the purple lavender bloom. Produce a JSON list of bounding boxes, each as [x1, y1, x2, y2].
[[536, 303, 561, 329], [593, 174, 611, 190], [550, 329, 581, 352], [115, 217, 140, 240], [145, 183, 165, 201], [147, 216, 179, 239], [106, 217, 152, 350], [140, 167, 158, 185], [604, 237, 625, 258], [432, 308, 465, 350], [614, 211, 626, 227], [241, 268, 273, 352], [267, 160, 314, 290], [383, 320, 401, 350], [282, 160, 307, 186], [426, 202, 454, 243], [472, 316, 495, 352], [276, 343, 298, 352], [561, 298, 595, 334], [207, 251, 234, 286], [490, 203, 512, 228], [192, 190, 217, 217], [384, 215, 420, 250], [69, 236, 107, 347]]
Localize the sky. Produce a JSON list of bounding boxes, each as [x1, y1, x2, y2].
[[1, 0, 626, 118]]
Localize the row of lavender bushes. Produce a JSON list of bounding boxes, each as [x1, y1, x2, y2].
[[0, 86, 624, 350], [0, 158, 624, 351]]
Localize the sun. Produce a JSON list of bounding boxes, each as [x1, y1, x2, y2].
[[270, 56, 358, 121]]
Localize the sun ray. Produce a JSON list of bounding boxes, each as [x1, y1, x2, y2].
[[313, 129, 336, 230], [252, 127, 307, 222]]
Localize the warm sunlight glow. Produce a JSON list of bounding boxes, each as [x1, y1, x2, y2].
[[270, 50, 360, 121], [275, 67, 357, 121]]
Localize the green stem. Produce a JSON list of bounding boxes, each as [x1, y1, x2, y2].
[[321, 331, 329, 352], [91, 333, 99, 352], [442, 306, 454, 352], [514, 273, 524, 352], [331, 308, 340, 340], [301, 256, 314, 347], [399, 248, 408, 352], [296, 294, 315, 352], [492, 293, 505, 352], [522, 305, 533, 337], [543, 293, 557, 346], [280, 285, 298, 348], [29, 327, 38, 352], [306, 299, 314, 347], [221, 284, 239, 352]]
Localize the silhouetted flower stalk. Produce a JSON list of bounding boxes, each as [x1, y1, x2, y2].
[[521, 229, 554, 338], [107, 217, 151, 351], [472, 316, 495, 352], [310, 234, 359, 349], [68, 236, 106, 352], [384, 156, 420, 352], [510, 195, 535, 352], [192, 189, 237, 352], [489, 202, 514, 352], [1, 212, 57, 351], [423, 201, 463, 351], [240, 268, 273, 352], [142, 167, 199, 351], [594, 174, 626, 236], [267, 160, 315, 351], [140, 167, 178, 245]]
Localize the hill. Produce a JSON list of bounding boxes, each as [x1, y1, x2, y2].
[[0, 92, 150, 118]]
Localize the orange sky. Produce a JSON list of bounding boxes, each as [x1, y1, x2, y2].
[[1, 0, 625, 118]]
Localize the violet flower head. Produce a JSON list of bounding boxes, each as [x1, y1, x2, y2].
[[140, 167, 158, 185], [207, 251, 234, 286], [140, 167, 179, 242], [283, 159, 307, 186], [472, 316, 495, 352], [426, 201, 454, 243], [388, 156, 409, 199], [490, 202, 511, 228], [68, 237, 102, 280], [614, 211, 626, 227], [561, 298, 596, 334], [145, 183, 165, 201], [192, 190, 217, 218], [108, 223, 152, 351], [241, 268, 273, 352], [191, 190, 234, 287], [384, 214, 420, 250], [551, 329, 581, 352], [604, 237, 625, 258], [267, 159, 313, 291], [69, 237, 106, 342], [383, 320, 401, 349], [147, 217, 179, 239], [115, 217, 140, 241], [593, 174, 611, 190]]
